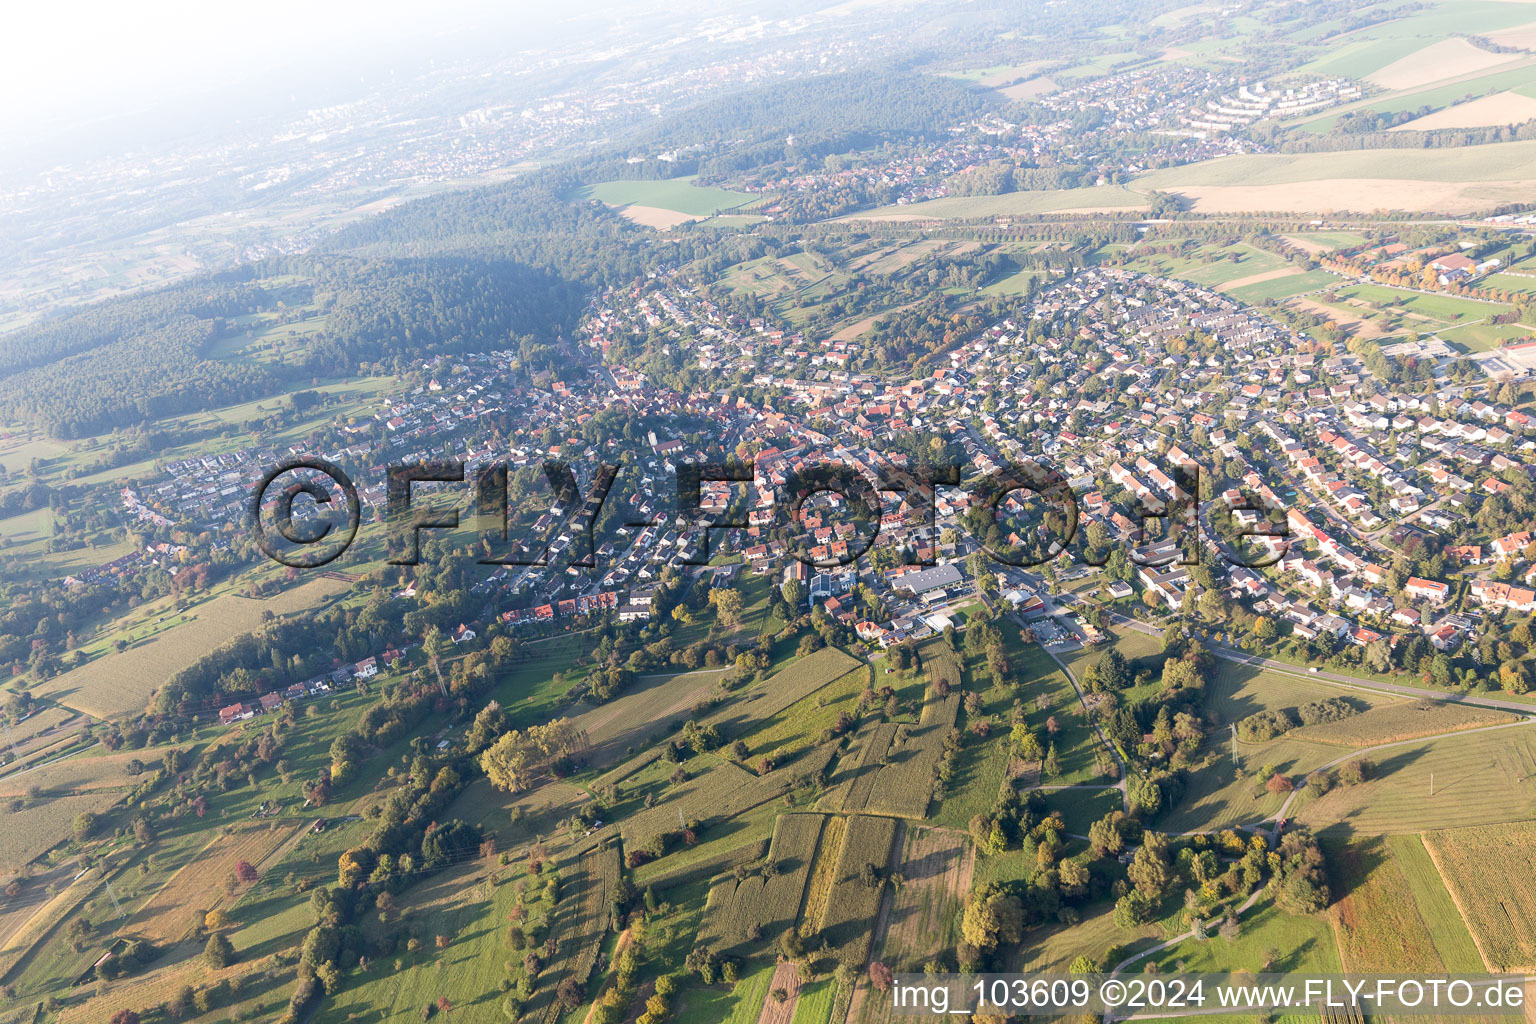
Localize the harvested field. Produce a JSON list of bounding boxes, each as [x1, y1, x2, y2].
[[876, 826, 972, 971], [1423, 822, 1536, 970], [1488, 20, 1536, 50], [0, 791, 123, 872], [998, 77, 1058, 101], [0, 864, 95, 974], [844, 185, 1150, 221], [126, 821, 303, 945], [755, 961, 805, 1024], [31, 578, 350, 718], [1293, 701, 1514, 746], [1165, 179, 1536, 215], [1218, 266, 1303, 292], [569, 668, 727, 765], [696, 813, 826, 956], [0, 863, 76, 948], [830, 303, 917, 343], [1367, 38, 1516, 91], [1392, 90, 1536, 130], [55, 957, 254, 1024], [3, 707, 75, 750], [1133, 140, 1536, 214], [0, 749, 149, 798], [819, 815, 900, 967]]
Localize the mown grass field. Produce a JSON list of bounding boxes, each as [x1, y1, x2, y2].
[[1226, 269, 1340, 304], [980, 268, 1045, 296], [1145, 897, 1342, 974], [1332, 282, 1510, 328], [674, 960, 777, 1024], [735, 663, 871, 764], [569, 666, 728, 764], [703, 647, 860, 740], [1012, 897, 1158, 972], [790, 977, 835, 1024], [315, 856, 525, 1024], [29, 577, 351, 718], [1385, 833, 1487, 971], [1296, 724, 1536, 834], [1121, 242, 1290, 287], [1044, 786, 1123, 834], [1158, 662, 1363, 833], [618, 758, 795, 852], [575, 177, 756, 217], [1423, 821, 1536, 970], [931, 634, 1097, 830]]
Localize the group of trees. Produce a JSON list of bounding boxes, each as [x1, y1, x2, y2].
[[286, 750, 477, 1019], [478, 719, 587, 793]]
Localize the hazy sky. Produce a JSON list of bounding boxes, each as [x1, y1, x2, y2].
[[1, 0, 604, 154]]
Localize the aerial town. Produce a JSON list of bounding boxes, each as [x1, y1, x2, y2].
[[7, 2, 1536, 1024]]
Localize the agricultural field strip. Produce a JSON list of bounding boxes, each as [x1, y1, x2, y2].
[[127, 822, 305, 945], [1422, 823, 1536, 971], [696, 813, 826, 954], [818, 815, 900, 968], [1327, 836, 1449, 972], [860, 694, 961, 819], [797, 815, 845, 939], [703, 648, 861, 734], [28, 578, 351, 719], [619, 760, 793, 850], [531, 845, 621, 1024], [875, 826, 972, 971]]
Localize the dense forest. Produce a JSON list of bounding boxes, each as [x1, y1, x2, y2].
[[0, 253, 587, 437]]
